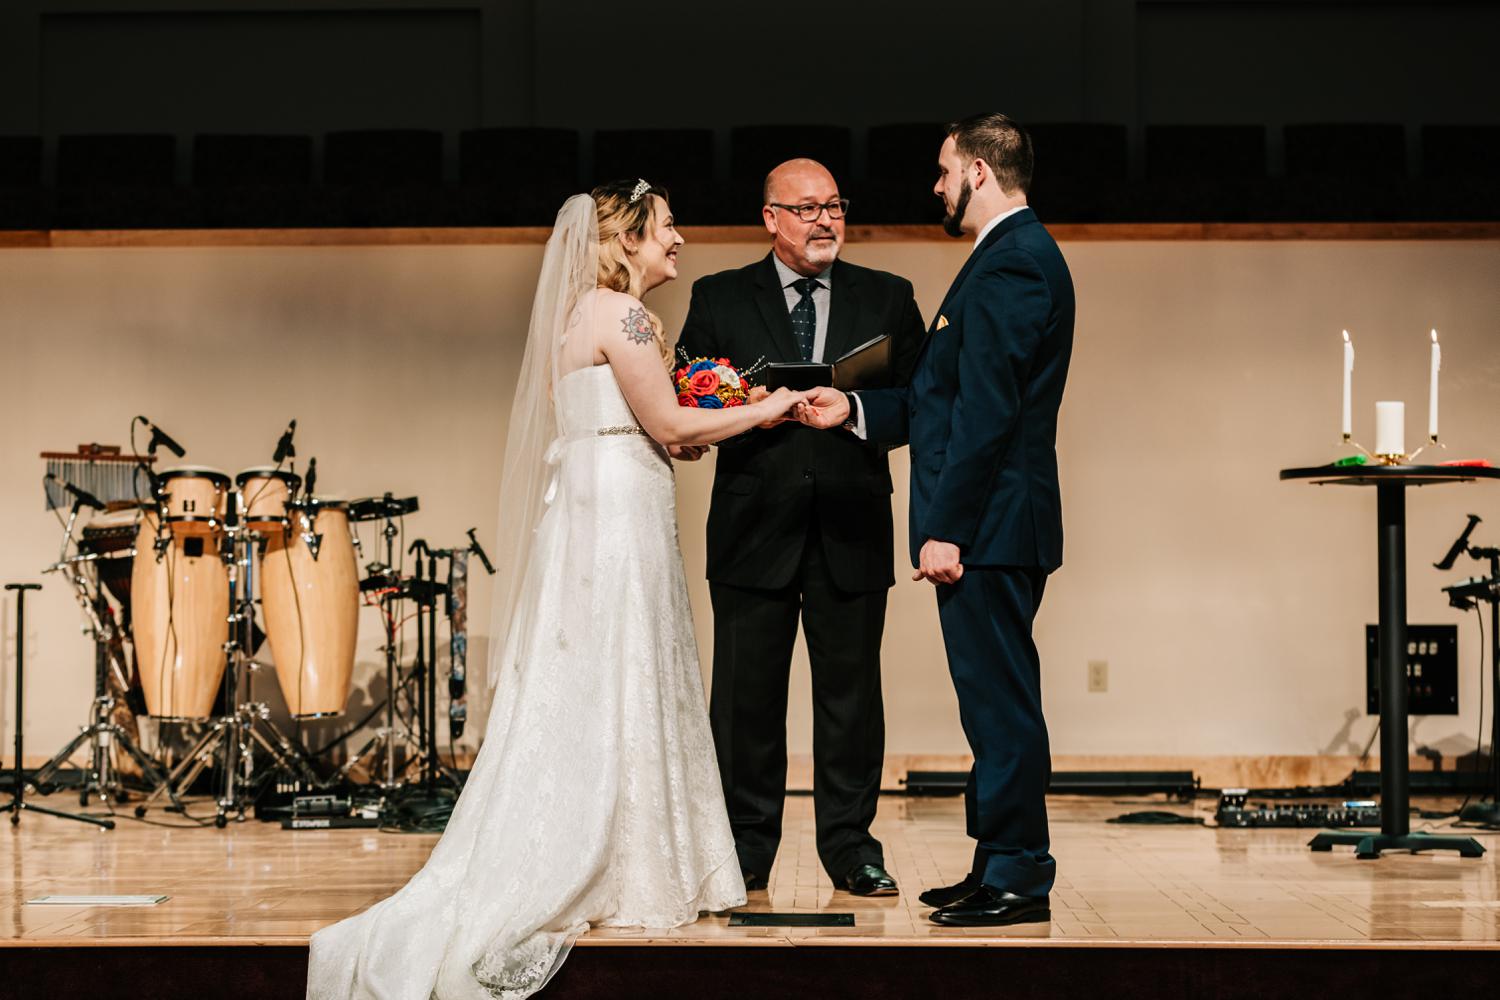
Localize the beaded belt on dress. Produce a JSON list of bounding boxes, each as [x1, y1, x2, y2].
[[595, 425, 645, 437]]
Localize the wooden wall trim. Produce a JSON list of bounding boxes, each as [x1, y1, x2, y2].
[[2, 221, 1497, 250]]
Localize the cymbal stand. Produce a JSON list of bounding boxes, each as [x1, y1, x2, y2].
[[340, 510, 422, 790], [33, 551, 171, 809]]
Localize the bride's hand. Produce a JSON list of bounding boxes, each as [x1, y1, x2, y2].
[[749, 386, 804, 429]]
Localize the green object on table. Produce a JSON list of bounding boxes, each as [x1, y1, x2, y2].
[[1333, 454, 1368, 467]]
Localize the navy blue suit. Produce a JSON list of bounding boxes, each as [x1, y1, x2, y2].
[[857, 207, 1074, 897]]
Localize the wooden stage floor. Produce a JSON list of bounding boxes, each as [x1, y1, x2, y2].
[[3, 791, 1497, 950]]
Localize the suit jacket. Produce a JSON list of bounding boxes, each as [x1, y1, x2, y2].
[[678, 252, 924, 592], [858, 208, 1074, 571]]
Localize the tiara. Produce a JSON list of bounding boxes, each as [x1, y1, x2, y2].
[[629, 179, 652, 204]]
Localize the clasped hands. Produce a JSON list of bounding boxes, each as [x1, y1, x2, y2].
[[744, 386, 964, 586]]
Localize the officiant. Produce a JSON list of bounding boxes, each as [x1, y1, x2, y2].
[[676, 158, 924, 896]]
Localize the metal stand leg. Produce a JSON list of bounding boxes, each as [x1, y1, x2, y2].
[[1310, 483, 1484, 858], [3, 583, 114, 830]]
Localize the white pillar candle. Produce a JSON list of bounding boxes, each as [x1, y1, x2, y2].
[[1375, 400, 1406, 458], [1428, 329, 1440, 441], [1342, 329, 1354, 439]]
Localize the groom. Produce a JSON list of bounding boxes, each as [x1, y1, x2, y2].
[[799, 114, 1074, 925]]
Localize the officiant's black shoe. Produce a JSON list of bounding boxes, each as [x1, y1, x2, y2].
[[929, 886, 1050, 926], [742, 870, 769, 892], [918, 875, 980, 909], [843, 863, 899, 897]]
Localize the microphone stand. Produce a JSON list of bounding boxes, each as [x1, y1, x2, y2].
[[1436, 517, 1500, 827], [1460, 542, 1500, 827]]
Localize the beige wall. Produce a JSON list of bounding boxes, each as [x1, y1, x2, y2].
[[2, 237, 1498, 768]]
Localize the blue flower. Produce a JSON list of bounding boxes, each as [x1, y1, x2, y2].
[[688, 360, 717, 375], [696, 394, 724, 408]]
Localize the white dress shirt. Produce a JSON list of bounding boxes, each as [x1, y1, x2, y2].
[[772, 252, 833, 362]]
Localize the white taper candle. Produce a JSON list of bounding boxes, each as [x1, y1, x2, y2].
[[1342, 330, 1353, 440], [1429, 329, 1440, 441]]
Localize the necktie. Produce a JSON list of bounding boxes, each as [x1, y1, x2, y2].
[[790, 277, 820, 361]]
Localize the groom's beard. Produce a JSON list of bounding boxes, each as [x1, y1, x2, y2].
[[941, 178, 972, 237]]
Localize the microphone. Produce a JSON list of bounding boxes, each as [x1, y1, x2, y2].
[[304, 457, 318, 498], [273, 419, 297, 464], [138, 416, 186, 458], [466, 528, 496, 575], [1435, 514, 1482, 570], [48, 473, 106, 511]]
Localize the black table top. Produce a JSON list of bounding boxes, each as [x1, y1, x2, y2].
[[1280, 463, 1500, 487]]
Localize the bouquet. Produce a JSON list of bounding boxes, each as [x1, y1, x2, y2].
[[673, 354, 763, 409]]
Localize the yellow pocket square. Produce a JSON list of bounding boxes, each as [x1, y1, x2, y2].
[[936, 315, 949, 330]]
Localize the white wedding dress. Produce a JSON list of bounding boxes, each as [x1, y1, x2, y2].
[[306, 362, 745, 999]]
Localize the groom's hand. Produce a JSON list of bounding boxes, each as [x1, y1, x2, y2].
[[794, 386, 849, 429], [914, 539, 963, 585], [668, 444, 708, 461]]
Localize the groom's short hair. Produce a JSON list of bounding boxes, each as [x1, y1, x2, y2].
[[946, 113, 1033, 195]]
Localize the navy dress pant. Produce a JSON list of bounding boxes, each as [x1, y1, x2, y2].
[[936, 566, 1056, 897]]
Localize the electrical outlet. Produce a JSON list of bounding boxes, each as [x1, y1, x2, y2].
[[1087, 659, 1108, 693]]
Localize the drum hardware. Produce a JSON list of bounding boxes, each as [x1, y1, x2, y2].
[[136, 488, 323, 826], [1434, 516, 1500, 828], [32, 478, 167, 808], [404, 532, 495, 790], [340, 500, 425, 791], [33, 559, 173, 810], [4, 583, 114, 829], [349, 493, 420, 524]]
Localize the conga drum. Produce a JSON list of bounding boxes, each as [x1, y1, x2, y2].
[[157, 466, 230, 536], [130, 509, 229, 719], [235, 467, 300, 530], [260, 499, 359, 718]]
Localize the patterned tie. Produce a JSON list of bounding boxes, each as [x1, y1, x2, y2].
[[790, 277, 820, 361]]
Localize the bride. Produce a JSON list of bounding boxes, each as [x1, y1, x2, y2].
[[307, 179, 807, 999]]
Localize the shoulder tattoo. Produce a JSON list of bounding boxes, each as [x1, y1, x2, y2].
[[622, 306, 655, 345]]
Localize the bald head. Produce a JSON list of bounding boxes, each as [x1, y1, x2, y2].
[[761, 158, 845, 275], [763, 158, 836, 206]]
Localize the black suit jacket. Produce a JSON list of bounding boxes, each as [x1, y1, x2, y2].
[[859, 208, 1075, 570], [677, 252, 924, 592]]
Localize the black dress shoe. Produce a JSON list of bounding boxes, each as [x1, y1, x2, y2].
[[918, 874, 980, 909], [843, 863, 899, 897], [742, 870, 769, 891], [928, 886, 1050, 926]]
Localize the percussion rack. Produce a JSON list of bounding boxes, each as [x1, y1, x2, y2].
[[340, 496, 427, 793], [34, 447, 174, 811]]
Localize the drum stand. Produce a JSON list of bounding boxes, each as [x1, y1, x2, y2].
[[34, 502, 171, 809], [340, 514, 423, 790], [135, 508, 321, 826]]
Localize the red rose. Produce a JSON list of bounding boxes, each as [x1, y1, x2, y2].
[[717, 357, 732, 366], [676, 392, 697, 407], [689, 370, 720, 396]]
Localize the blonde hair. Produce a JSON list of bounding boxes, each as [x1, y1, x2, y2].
[[592, 179, 673, 368]]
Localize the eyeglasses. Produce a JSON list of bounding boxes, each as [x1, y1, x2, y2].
[[770, 199, 851, 223]]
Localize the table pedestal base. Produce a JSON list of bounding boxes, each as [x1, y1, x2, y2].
[[1308, 830, 1485, 859]]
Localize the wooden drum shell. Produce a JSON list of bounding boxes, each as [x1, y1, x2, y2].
[[259, 505, 358, 718], [129, 511, 229, 719]]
